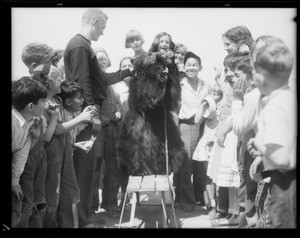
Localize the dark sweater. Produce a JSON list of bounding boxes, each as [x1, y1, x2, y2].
[[64, 34, 131, 106]]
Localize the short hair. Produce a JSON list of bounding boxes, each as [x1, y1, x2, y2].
[[119, 56, 133, 69], [174, 43, 188, 55], [12, 76, 47, 111], [233, 54, 253, 78], [252, 41, 293, 79], [210, 84, 223, 101], [251, 35, 284, 56], [184, 51, 201, 66], [58, 81, 84, 103], [51, 49, 64, 67], [148, 32, 175, 53], [21, 42, 53, 68], [82, 8, 108, 24], [223, 51, 250, 70], [125, 29, 145, 48], [223, 26, 254, 48]]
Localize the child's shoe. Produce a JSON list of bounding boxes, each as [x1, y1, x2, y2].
[[211, 211, 228, 220], [107, 207, 121, 219], [207, 206, 217, 219]]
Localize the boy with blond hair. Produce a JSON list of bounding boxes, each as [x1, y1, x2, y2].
[[21, 42, 53, 75], [249, 41, 296, 228]]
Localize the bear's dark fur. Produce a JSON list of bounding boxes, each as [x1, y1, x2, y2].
[[117, 51, 188, 176]]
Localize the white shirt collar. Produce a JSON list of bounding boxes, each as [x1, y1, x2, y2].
[[180, 76, 204, 92], [268, 84, 290, 101], [12, 108, 28, 128]]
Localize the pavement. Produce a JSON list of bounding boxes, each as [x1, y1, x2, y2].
[[91, 189, 238, 229]]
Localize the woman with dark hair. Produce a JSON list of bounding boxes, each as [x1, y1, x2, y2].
[[222, 25, 254, 54]]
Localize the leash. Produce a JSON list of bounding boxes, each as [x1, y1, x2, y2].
[[163, 100, 178, 228]]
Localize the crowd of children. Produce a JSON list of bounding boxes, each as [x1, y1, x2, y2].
[[11, 8, 296, 229]]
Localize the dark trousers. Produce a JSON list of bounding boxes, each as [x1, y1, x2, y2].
[[217, 186, 229, 213], [19, 142, 47, 228], [173, 155, 195, 205], [100, 123, 120, 209], [44, 132, 80, 228], [91, 126, 106, 212], [193, 160, 206, 204], [73, 124, 100, 227], [91, 123, 121, 211], [269, 169, 296, 228], [238, 150, 258, 216], [244, 151, 257, 216], [237, 142, 245, 210]]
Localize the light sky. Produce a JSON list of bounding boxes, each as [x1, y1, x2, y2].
[[12, 8, 296, 86]]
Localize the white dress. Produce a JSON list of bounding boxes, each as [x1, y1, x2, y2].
[[206, 103, 240, 188], [192, 99, 219, 162]]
